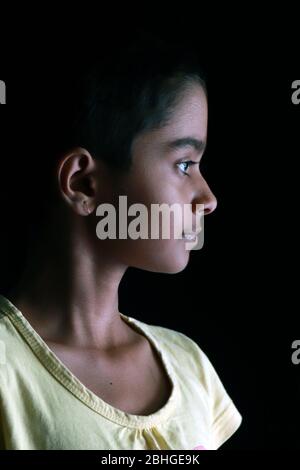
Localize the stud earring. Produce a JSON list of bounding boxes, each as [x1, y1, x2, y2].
[[83, 200, 91, 215]]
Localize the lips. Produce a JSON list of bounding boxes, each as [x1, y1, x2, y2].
[[182, 225, 202, 236], [182, 232, 197, 241]]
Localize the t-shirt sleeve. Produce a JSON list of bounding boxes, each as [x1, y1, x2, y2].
[[198, 347, 242, 449], [0, 423, 4, 450], [174, 331, 243, 450]]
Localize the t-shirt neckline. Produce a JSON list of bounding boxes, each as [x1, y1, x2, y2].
[[0, 294, 179, 429]]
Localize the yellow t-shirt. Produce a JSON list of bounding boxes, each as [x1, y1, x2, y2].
[[0, 294, 242, 450]]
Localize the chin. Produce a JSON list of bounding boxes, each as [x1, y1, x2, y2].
[[142, 252, 190, 274], [163, 263, 189, 274], [127, 239, 191, 273]]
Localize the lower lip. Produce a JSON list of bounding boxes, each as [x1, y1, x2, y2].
[[182, 234, 197, 241]]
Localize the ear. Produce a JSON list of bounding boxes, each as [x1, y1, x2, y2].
[[57, 148, 98, 216]]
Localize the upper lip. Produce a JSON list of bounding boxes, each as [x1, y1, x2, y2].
[[182, 228, 201, 236]]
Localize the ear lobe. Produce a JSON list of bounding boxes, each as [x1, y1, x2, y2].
[[83, 200, 92, 215]]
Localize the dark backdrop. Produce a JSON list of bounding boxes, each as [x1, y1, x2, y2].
[[0, 22, 299, 450]]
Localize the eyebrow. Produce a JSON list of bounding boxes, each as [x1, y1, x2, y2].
[[165, 137, 207, 155]]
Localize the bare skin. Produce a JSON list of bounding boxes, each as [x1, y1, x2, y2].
[[44, 334, 173, 415], [7, 84, 217, 415]]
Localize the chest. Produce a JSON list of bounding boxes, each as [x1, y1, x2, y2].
[[47, 339, 173, 416]]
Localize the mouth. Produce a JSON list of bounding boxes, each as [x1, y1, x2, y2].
[[182, 232, 197, 241]]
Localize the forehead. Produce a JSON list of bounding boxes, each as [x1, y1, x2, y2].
[[132, 85, 208, 154], [160, 85, 207, 140]]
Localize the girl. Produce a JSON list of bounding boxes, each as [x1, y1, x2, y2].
[[0, 35, 242, 450]]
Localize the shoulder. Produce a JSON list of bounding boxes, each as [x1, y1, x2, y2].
[[129, 315, 243, 449], [128, 315, 215, 382], [0, 295, 32, 382], [0, 295, 21, 346], [128, 315, 200, 353], [0, 298, 15, 351]]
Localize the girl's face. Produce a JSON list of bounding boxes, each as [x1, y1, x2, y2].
[[95, 84, 217, 273]]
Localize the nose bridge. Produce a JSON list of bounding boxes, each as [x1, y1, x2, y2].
[[193, 174, 217, 215]]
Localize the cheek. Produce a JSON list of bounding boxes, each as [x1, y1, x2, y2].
[[92, 221, 192, 274], [115, 185, 184, 237]]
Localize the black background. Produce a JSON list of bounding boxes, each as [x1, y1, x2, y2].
[[0, 15, 299, 450]]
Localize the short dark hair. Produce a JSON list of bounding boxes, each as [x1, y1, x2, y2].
[[15, 33, 207, 238], [41, 32, 207, 175]]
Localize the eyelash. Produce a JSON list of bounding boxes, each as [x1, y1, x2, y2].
[[177, 160, 199, 176]]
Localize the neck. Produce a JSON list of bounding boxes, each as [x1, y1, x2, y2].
[[7, 215, 132, 351]]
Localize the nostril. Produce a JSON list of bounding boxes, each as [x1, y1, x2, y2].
[[204, 198, 217, 215]]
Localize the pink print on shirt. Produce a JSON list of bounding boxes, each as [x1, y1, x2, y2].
[[193, 445, 207, 450]]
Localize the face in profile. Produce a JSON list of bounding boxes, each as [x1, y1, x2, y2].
[[91, 84, 217, 274]]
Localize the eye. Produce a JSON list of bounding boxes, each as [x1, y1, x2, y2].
[[177, 160, 198, 176]]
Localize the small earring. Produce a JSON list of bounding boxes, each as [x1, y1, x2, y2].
[[83, 200, 91, 215]]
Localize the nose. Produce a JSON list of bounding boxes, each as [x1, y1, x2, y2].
[[193, 179, 217, 216]]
